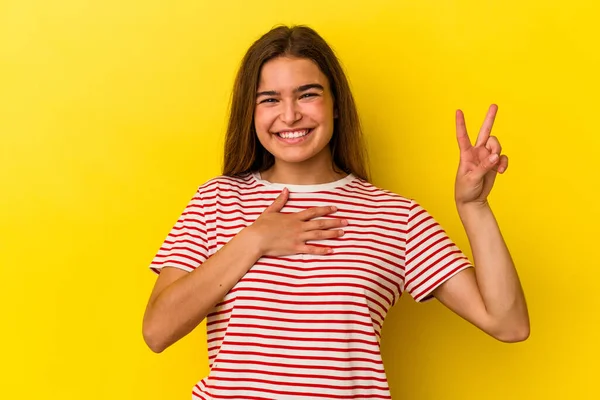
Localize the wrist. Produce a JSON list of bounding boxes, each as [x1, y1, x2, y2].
[[456, 200, 493, 223], [238, 225, 266, 258]]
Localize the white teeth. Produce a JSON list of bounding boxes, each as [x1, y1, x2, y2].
[[278, 129, 309, 139]]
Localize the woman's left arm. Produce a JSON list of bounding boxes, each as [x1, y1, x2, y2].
[[432, 104, 530, 343]]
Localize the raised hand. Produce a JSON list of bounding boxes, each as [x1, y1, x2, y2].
[[247, 188, 347, 257], [454, 104, 509, 207]]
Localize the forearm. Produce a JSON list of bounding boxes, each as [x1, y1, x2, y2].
[[144, 227, 262, 352], [457, 202, 529, 333]]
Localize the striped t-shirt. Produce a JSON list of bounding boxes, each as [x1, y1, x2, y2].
[[149, 172, 472, 399]]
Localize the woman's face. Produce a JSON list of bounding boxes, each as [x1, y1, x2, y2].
[[254, 56, 335, 166]]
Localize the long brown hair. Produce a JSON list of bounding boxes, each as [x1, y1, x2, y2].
[[222, 25, 370, 181]]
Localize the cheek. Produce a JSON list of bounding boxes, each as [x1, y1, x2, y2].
[[254, 107, 275, 133], [305, 101, 334, 129]]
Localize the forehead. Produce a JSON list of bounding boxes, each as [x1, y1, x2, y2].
[[257, 57, 329, 90]]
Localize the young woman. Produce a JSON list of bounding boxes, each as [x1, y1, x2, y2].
[[143, 25, 529, 399]]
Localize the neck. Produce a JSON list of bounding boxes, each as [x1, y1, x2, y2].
[[260, 150, 347, 185]]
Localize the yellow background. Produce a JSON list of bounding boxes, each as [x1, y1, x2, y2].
[[1, 0, 598, 399]]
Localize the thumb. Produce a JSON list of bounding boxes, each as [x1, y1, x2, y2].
[[472, 153, 500, 180], [264, 188, 289, 213]]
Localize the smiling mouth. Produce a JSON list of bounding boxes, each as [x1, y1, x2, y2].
[[275, 128, 313, 139]]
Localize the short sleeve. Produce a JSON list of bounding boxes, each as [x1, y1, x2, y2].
[[149, 188, 210, 274], [404, 200, 473, 302]]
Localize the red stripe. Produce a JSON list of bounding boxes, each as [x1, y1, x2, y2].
[[209, 297, 385, 322], [203, 186, 409, 207], [211, 367, 387, 382], [210, 330, 379, 347], [216, 226, 402, 244], [227, 287, 389, 317], [208, 358, 386, 373], [407, 223, 442, 252], [216, 349, 384, 364], [328, 240, 405, 261], [204, 200, 410, 218], [407, 217, 436, 243], [200, 176, 259, 192], [210, 304, 371, 318], [207, 376, 389, 391], [218, 340, 381, 355], [149, 258, 197, 270], [236, 278, 393, 307], [203, 394, 274, 400], [407, 245, 465, 282], [206, 211, 406, 226], [205, 383, 390, 399], [215, 314, 374, 327], [171, 221, 207, 235], [152, 245, 207, 261], [407, 251, 469, 289], [246, 270, 396, 303], [257, 253, 402, 282], [192, 390, 209, 400], [338, 184, 401, 199], [207, 322, 376, 337], [180, 209, 206, 218], [205, 193, 407, 210], [205, 309, 382, 333], [159, 236, 208, 251], [346, 181, 379, 193], [413, 262, 471, 301]]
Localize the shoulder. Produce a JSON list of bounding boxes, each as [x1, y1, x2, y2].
[[196, 173, 257, 197], [345, 177, 414, 206]]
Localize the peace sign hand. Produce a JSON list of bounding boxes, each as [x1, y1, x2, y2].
[[454, 104, 509, 207]]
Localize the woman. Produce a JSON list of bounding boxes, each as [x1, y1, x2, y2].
[[143, 25, 529, 399]]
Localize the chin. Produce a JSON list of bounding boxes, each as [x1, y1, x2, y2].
[[270, 150, 320, 164]]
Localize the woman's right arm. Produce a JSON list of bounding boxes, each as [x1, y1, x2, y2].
[[142, 227, 263, 353], [142, 189, 346, 353]]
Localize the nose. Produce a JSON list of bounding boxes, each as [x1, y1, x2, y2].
[[280, 99, 302, 125]]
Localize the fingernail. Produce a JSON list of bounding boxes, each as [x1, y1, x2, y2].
[[489, 154, 499, 163], [327, 248, 334, 254], [342, 219, 348, 226], [331, 206, 337, 212]]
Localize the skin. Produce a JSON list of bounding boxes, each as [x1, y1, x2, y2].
[[431, 105, 529, 342], [142, 56, 529, 354], [254, 56, 346, 185]]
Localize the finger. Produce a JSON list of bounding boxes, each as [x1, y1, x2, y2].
[[496, 154, 509, 174], [301, 229, 345, 242], [303, 218, 348, 231], [475, 104, 498, 147], [455, 109, 472, 152], [264, 188, 289, 213], [298, 244, 334, 255], [472, 153, 500, 180], [485, 135, 502, 155], [297, 206, 337, 221]]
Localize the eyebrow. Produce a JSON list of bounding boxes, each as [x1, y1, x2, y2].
[[256, 83, 324, 97]]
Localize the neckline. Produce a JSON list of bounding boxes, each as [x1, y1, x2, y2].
[[251, 171, 356, 193]]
